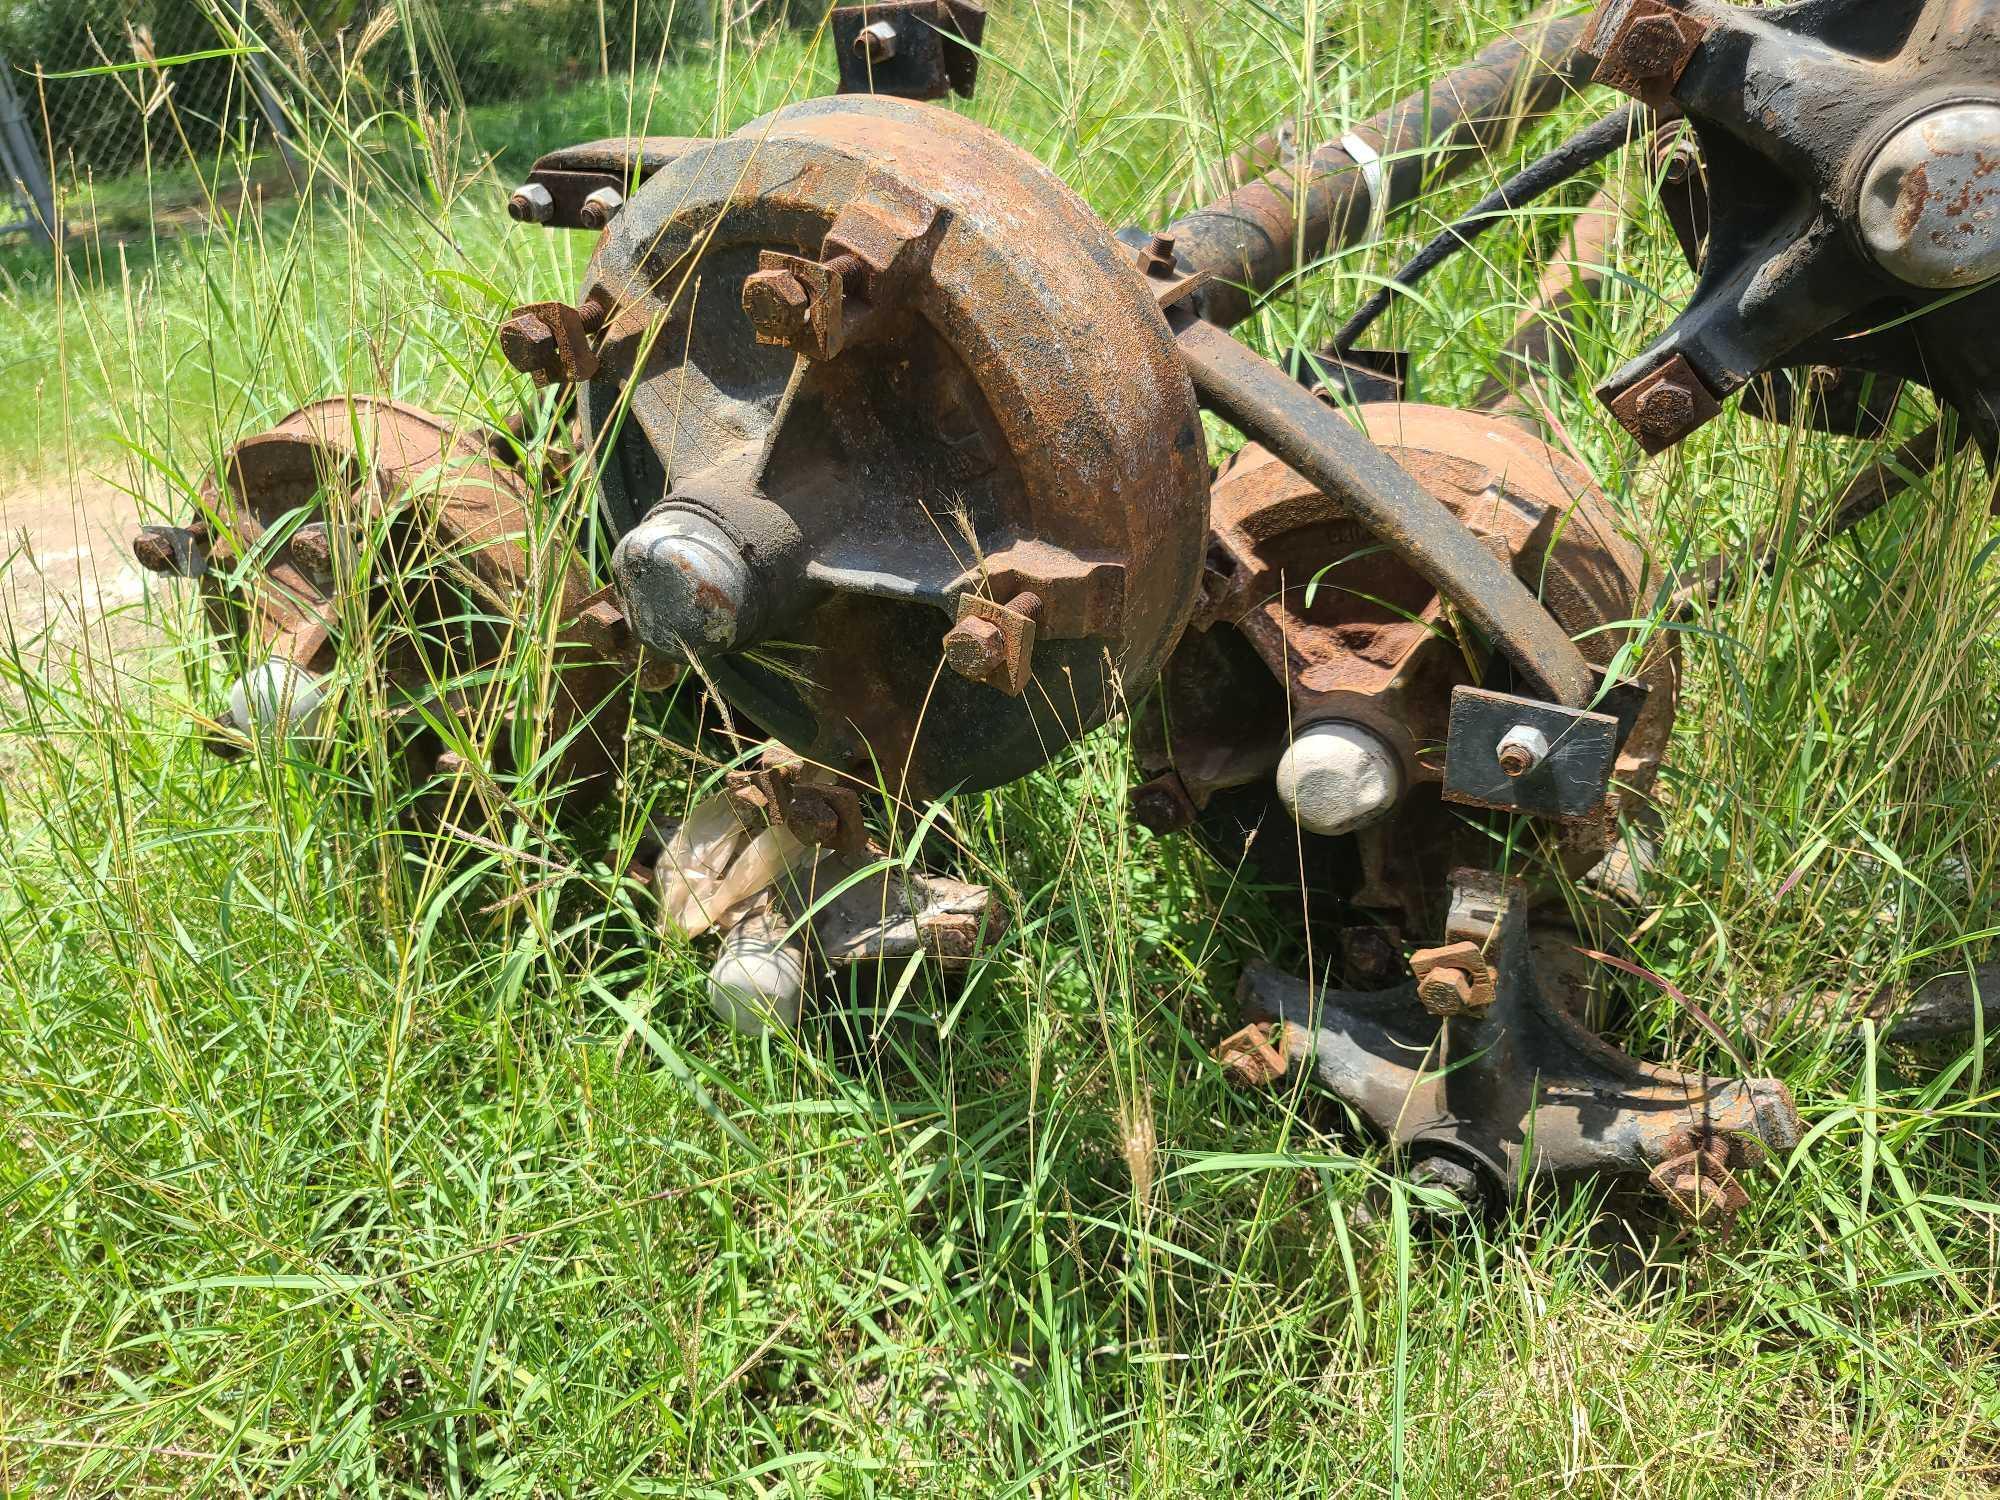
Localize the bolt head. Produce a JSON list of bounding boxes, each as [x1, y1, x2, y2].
[[943, 615, 1005, 681], [742, 268, 811, 342], [499, 313, 558, 376], [1129, 774, 1196, 835], [1618, 13, 1688, 78], [785, 786, 842, 846], [1417, 966, 1477, 1017], [290, 521, 335, 586]]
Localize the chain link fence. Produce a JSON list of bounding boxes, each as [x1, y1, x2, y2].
[[0, 0, 816, 239]]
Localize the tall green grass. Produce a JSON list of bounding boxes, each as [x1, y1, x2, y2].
[[2, 1, 1998, 1493]]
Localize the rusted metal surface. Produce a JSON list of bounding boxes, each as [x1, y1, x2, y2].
[[500, 297, 608, 387], [831, 0, 985, 101], [1176, 319, 1597, 708], [1410, 940, 1495, 1017], [1588, 0, 2000, 453], [580, 95, 1209, 798], [1214, 1021, 1292, 1088], [153, 398, 633, 812], [1236, 871, 1802, 1221], [1583, 0, 1710, 107], [1168, 14, 1595, 328], [1603, 349, 1722, 456], [1138, 401, 1678, 933], [508, 136, 706, 231]]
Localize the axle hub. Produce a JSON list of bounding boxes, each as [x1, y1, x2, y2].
[[578, 96, 1210, 797]]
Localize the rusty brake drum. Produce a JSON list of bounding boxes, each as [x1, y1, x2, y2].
[[138, 398, 627, 813], [1141, 403, 1679, 931], [578, 95, 1210, 797]]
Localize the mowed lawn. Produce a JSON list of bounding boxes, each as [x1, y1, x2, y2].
[[3, 2, 2000, 1494]]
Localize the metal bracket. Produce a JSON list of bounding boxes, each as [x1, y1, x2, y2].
[[1443, 685, 1622, 824], [1234, 872, 1802, 1221]]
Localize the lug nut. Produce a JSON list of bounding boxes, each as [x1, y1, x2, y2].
[[854, 19, 898, 63], [942, 615, 1005, 682], [578, 186, 624, 231], [507, 182, 554, 224], [1495, 723, 1550, 778]]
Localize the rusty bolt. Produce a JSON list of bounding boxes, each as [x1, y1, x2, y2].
[[742, 267, 812, 343], [290, 521, 334, 584], [854, 18, 898, 63], [1605, 352, 1722, 455], [578, 186, 624, 231], [500, 311, 560, 379], [1418, 966, 1476, 1015], [784, 784, 843, 847], [1617, 13, 1690, 79], [1495, 723, 1549, 779], [132, 524, 205, 577], [508, 182, 553, 224], [1410, 940, 1494, 1018], [1636, 378, 1696, 440], [1648, 1137, 1750, 1226], [1136, 233, 1177, 277], [1129, 771, 1197, 836], [942, 615, 1005, 683], [1215, 1021, 1289, 1089]]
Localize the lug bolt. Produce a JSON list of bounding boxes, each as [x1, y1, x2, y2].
[[508, 182, 554, 224], [855, 19, 898, 63], [578, 186, 624, 231], [942, 615, 1005, 682], [1495, 723, 1550, 778]]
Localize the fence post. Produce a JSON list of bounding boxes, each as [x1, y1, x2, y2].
[[0, 57, 55, 244]]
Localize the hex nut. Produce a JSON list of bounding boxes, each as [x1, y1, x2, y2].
[[578, 186, 624, 231], [854, 19, 898, 63], [508, 182, 554, 224], [499, 312, 559, 378], [1495, 723, 1550, 779]]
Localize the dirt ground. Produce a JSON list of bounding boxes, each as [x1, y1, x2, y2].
[[0, 465, 158, 662]]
